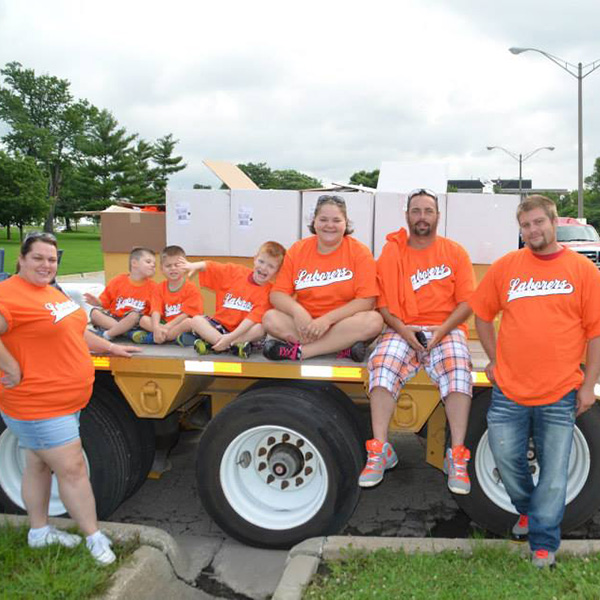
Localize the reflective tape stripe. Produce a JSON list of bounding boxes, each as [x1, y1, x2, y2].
[[471, 371, 490, 384], [92, 356, 110, 369], [185, 360, 242, 374], [301, 365, 363, 379]]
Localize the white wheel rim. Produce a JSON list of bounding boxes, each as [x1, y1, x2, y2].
[[475, 425, 590, 514], [220, 425, 329, 530], [0, 428, 89, 516]]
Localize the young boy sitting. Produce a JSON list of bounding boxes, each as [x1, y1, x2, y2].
[[179, 241, 286, 358], [85, 247, 157, 340], [132, 245, 204, 344]]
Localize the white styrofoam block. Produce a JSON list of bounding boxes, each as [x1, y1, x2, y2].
[[166, 189, 230, 256], [230, 190, 301, 257], [301, 191, 374, 251], [377, 161, 448, 194], [374, 192, 448, 258], [445, 193, 520, 264]]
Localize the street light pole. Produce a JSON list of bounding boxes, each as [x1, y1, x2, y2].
[[509, 47, 600, 218], [486, 146, 554, 200]]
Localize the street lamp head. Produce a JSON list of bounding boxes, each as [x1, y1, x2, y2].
[[548, 146, 555, 151], [486, 146, 496, 150], [509, 47, 528, 55]]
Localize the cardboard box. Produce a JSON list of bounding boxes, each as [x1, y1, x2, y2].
[[166, 189, 231, 256], [230, 190, 301, 257], [101, 212, 166, 253]]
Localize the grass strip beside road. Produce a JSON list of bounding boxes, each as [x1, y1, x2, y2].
[[0, 227, 103, 276], [0, 522, 139, 599], [304, 545, 600, 600]]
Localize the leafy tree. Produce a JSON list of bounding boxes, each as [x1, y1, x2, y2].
[[0, 151, 48, 239], [0, 61, 92, 232], [151, 134, 186, 203], [120, 140, 158, 203], [72, 108, 136, 210], [193, 183, 212, 189], [236, 162, 322, 190], [349, 169, 379, 189]]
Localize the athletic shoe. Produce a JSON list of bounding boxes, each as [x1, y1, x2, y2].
[[512, 514, 529, 540], [176, 332, 199, 347], [28, 526, 82, 549], [231, 342, 252, 359], [358, 439, 399, 488], [86, 531, 116, 566], [194, 339, 213, 356], [263, 339, 302, 361], [336, 341, 367, 362], [531, 549, 555, 569], [130, 330, 154, 344], [443, 445, 471, 495]]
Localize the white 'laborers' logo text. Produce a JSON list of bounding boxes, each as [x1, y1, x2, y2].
[[45, 300, 80, 323], [411, 265, 452, 291], [165, 303, 181, 317], [223, 293, 253, 312], [115, 297, 146, 312], [507, 277, 574, 302], [295, 268, 353, 290]]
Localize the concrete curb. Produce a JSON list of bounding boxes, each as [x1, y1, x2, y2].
[[272, 536, 600, 600], [0, 514, 201, 599]]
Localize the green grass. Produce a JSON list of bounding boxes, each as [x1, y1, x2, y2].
[[0, 225, 103, 275], [304, 545, 600, 600], [0, 523, 139, 599]]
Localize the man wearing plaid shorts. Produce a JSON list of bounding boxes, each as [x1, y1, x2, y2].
[[359, 189, 476, 494]]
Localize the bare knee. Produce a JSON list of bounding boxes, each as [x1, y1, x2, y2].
[[360, 311, 384, 339], [262, 309, 279, 334], [56, 455, 88, 485]]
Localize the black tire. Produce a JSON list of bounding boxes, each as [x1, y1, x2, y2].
[[455, 389, 600, 536], [0, 400, 131, 520], [197, 386, 363, 548], [93, 374, 156, 498]]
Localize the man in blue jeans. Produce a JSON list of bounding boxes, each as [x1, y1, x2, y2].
[[471, 195, 600, 568]]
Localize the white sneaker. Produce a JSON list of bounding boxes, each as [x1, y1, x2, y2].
[[28, 526, 82, 549], [86, 531, 116, 566]]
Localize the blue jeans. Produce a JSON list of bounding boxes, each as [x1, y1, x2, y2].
[[487, 386, 576, 552]]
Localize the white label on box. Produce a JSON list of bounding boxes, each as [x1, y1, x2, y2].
[[175, 202, 191, 225], [238, 206, 253, 228]]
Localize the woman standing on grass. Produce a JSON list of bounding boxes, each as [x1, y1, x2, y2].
[[0, 233, 139, 566], [263, 195, 383, 361]]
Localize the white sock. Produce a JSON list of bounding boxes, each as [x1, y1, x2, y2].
[[29, 525, 51, 539], [86, 530, 103, 543], [102, 331, 113, 341]]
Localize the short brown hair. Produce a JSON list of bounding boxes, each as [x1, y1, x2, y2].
[[308, 195, 354, 235], [517, 195, 558, 224], [17, 232, 58, 274], [256, 241, 286, 265], [161, 245, 186, 262], [129, 247, 155, 269]]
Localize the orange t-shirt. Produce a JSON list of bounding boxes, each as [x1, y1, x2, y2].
[[272, 236, 378, 318], [0, 276, 95, 420], [198, 262, 271, 332], [99, 273, 157, 318], [470, 247, 600, 405], [377, 232, 475, 333], [150, 280, 203, 322]]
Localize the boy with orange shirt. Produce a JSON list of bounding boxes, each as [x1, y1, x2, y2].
[[472, 195, 600, 568], [179, 241, 286, 358], [129, 245, 203, 344], [362, 189, 475, 495], [85, 247, 157, 340]]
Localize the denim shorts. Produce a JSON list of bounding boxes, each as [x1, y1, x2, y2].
[[0, 411, 81, 451]]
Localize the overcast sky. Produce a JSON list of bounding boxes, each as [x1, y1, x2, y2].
[[1, 0, 599, 192]]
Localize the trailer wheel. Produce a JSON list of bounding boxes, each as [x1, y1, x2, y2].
[[0, 398, 131, 519], [197, 386, 363, 548], [455, 389, 600, 535], [94, 375, 156, 498]]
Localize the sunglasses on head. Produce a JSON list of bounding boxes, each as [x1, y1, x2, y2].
[[407, 188, 438, 202], [316, 194, 346, 206], [24, 231, 57, 242]]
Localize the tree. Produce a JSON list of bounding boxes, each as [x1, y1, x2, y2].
[[236, 162, 322, 190], [193, 183, 212, 189], [72, 108, 136, 210], [119, 140, 158, 203], [0, 151, 48, 239], [0, 61, 92, 232], [349, 169, 379, 189], [151, 134, 186, 203]]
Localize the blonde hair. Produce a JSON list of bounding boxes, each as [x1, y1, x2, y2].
[[517, 195, 558, 223]]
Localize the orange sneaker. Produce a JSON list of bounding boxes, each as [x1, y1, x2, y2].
[[443, 445, 471, 495], [358, 439, 398, 488]]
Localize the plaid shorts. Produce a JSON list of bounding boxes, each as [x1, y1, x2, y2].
[[368, 327, 473, 400], [205, 316, 229, 335]]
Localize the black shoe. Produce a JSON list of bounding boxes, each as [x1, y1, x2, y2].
[[176, 332, 199, 347], [231, 342, 252, 359], [336, 341, 367, 362], [263, 339, 302, 361]]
